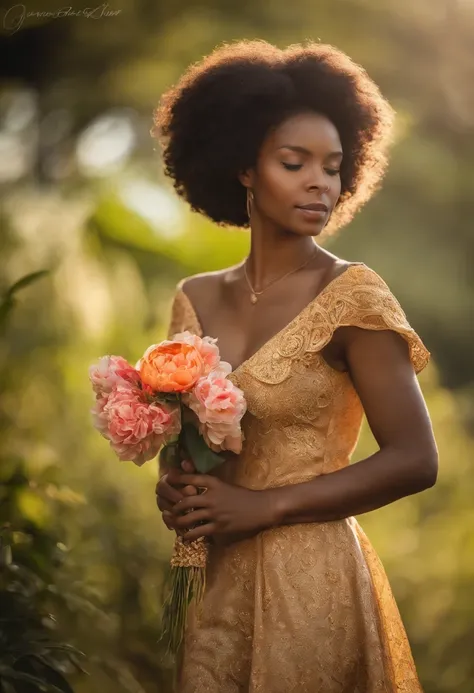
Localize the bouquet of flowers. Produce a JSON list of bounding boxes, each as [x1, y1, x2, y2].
[[89, 329, 247, 653]]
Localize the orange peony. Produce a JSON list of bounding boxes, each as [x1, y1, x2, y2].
[[138, 341, 205, 393]]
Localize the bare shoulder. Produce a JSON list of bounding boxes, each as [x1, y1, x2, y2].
[[180, 268, 227, 297], [317, 249, 364, 285], [179, 264, 242, 315], [180, 271, 217, 298]]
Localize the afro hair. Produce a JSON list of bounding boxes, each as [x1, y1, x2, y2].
[[151, 39, 395, 235]]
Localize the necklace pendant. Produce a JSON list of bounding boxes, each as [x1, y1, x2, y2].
[[250, 293, 258, 304]]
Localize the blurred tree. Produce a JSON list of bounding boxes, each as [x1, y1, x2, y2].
[[0, 272, 85, 693]]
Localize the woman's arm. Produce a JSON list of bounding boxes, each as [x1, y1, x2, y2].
[[270, 326, 438, 525], [170, 327, 438, 542]]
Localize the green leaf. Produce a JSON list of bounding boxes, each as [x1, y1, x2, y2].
[[63, 654, 88, 676], [181, 422, 225, 474], [0, 297, 15, 328], [0, 544, 12, 566], [5, 271, 50, 298], [32, 645, 85, 658], [0, 668, 66, 693], [27, 657, 75, 693]]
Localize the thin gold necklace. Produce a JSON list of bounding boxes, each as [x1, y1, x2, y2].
[[243, 247, 319, 304]]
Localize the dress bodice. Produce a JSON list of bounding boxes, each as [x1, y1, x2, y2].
[[167, 263, 430, 490]]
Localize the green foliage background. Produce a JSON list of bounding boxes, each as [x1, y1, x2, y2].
[[1, 1, 473, 691]]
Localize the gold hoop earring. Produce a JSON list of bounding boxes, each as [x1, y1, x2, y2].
[[246, 188, 254, 219]]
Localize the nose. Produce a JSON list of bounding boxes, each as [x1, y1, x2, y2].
[[306, 166, 330, 192]]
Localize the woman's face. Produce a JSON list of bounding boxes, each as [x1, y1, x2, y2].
[[243, 111, 342, 236]]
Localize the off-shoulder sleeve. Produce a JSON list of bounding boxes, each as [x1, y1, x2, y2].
[[166, 279, 203, 340], [319, 264, 431, 374]]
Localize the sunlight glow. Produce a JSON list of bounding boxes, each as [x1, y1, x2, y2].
[[76, 110, 137, 175], [118, 178, 183, 237]]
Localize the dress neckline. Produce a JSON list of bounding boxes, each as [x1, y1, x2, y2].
[[176, 262, 365, 377]]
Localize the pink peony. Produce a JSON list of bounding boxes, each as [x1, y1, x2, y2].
[[91, 393, 110, 435], [92, 386, 181, 466], [89, 356, 140, 396], [182, 364, 247, 454]]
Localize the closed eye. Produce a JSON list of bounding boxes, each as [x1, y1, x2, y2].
[[282, 163, 302, 171], [282, 163, 340, 176]]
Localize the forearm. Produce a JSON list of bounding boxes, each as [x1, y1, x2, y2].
[[267, 447, 437, 526]]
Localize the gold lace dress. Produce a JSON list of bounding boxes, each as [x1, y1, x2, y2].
[[166, 263, 430, 693]]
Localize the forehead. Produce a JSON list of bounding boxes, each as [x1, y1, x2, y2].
[[264, 111, 342, 152]]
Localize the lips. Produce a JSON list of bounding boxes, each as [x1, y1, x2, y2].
[[296, 203, 329, 213]]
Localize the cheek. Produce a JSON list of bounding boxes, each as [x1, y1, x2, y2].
[[257, 163, 297, 204], [332, 177, 342, 203]]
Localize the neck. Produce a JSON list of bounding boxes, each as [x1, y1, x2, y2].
[[244, 217, 320, 290]]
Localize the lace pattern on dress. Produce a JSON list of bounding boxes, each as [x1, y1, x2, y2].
[[163, 265, 429, 693], [168, 265, 430, 386]]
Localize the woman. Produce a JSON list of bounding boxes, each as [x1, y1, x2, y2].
[[153, 39, 438, 692]]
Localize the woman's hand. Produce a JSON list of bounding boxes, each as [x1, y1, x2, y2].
[[168, 473, 277, 543], [155, 457, 198, 535]]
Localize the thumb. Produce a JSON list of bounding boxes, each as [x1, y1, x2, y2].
[[181, 459, 196, 473]]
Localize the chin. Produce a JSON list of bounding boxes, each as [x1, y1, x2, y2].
[[296, 224, 325, 237], [277, 218, 325, 237]]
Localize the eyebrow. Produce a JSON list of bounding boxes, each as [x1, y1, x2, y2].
[[278, 145, 343, 157]]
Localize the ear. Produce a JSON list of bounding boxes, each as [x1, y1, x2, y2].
[[238, 167, 254, 189]]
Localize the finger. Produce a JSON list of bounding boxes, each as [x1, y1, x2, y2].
[[157, 486, 183, 505], [181, 460, 195, 473], [156, 496, 174, 512], [165, 467, 186, 485], [182, 522, 217, 543], [178, 474, 216, 488], [156, 473, 184, 495], [161, 511, 185, 534], [156, 478, 183, 504], [182, 484, 198, 497], [161, 510, 176, 531], [171, 494, 210, 516], [175, 509, 210, 529]]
